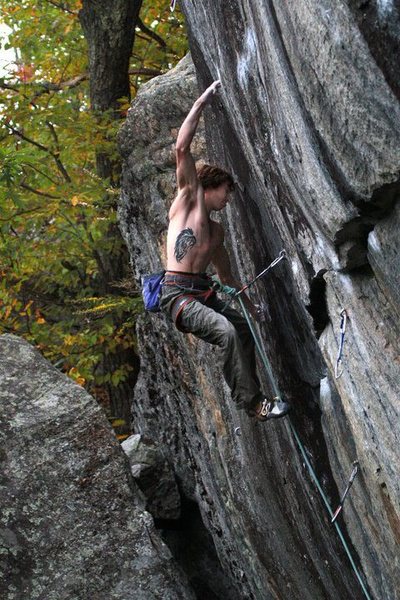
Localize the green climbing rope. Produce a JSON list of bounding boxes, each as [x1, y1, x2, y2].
[[219, 287, 373, 600]]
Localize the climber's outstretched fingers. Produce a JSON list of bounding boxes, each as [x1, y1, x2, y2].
[[201, 80, 221, 104]]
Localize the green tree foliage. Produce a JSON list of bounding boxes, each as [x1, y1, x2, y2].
[[0, 0, 188, 436]]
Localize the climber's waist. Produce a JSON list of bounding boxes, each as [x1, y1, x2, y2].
[[163, 271, 213, 290]]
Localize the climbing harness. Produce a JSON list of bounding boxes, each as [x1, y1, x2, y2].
[[171, 289, 215, 331], [335, 309, 348, 379], [163, 271, 215, 331], [331, 461, 359, 524], [219, 253, 372, 600]]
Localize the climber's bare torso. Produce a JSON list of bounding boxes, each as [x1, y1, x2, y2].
[[166, 187, 225, 274], [164, 79, 259, 320], [165, 80, 234, 276]]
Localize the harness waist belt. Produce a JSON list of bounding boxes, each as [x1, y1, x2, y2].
[[164, 271, 212, 290]]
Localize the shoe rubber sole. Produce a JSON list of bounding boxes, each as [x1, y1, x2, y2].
[[256, 403, 291, 422]]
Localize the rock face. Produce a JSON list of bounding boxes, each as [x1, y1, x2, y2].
[[122, 434, 181, 520], [117, 4, 400, 599], [0, 334, 195, 600]]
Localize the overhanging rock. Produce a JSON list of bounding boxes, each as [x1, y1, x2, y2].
[[118, 4, 400, 596]]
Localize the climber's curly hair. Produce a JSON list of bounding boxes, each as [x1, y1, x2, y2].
[[196, 164, 234, 191]]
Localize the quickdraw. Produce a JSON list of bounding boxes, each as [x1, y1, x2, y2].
[[335, 309, 348, 379], [221, 249, 287, 312], [235, 249, 287, 298], [331, 461, 359, 524]]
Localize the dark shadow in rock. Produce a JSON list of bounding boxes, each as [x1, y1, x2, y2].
[[335, 180, 400, 271], [306, 270, 329, 338], [348, 0, 400, 101], [156, 495, 241, 600]]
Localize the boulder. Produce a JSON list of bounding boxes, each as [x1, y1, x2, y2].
[[122, 434, 181, 520], [0, 334, 195, 600]]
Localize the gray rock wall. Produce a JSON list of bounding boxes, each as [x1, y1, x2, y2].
[[0, 334, 195, 600], [118, 3, 400, 598]]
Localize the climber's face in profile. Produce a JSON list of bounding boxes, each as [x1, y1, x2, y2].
[[204, 181, 234, 212]]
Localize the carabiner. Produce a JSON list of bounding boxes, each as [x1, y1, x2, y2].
[[335, 309, 348, 379]]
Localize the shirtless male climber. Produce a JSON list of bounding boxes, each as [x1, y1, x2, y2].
[[160, 80, 289, 421]]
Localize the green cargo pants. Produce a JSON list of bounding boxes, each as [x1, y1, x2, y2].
[[160, 274, 263, 413]]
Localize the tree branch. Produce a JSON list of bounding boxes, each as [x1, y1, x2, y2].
[[128, 67, 162, 77], [46, 121, 72, 183], [34, 73, 87, 94], [44, 0, 78, 15], [25, 163, 60, 186], [20, 182, 61, 199], [136, 17, 167, 48], [4, 123, 72, 183], [4, 123, 50, 153], [0, 206, 45, 222], [0, 73, 87, 100], [5, 123, 71, 183], [0, 81, 20, 93]]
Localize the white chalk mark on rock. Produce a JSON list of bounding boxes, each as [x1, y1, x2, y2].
[[237, 28, 257, 88]]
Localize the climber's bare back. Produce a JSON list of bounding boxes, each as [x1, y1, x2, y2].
[[166, 79, 229, 274], [166, 186, 224, 273]]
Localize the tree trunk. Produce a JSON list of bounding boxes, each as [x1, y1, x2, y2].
[[79, 0, 142, 113], [79, 0, 143, 435]]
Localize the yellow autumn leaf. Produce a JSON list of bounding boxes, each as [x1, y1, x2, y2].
[[64, 335, 75, 346], [71, 196, 79, 206], [23, 300, 34, 312], [111, 419, 126, 427], [119, 101, 131, 112]]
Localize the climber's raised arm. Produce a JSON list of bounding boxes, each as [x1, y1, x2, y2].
[[175, 80, 221, 192]]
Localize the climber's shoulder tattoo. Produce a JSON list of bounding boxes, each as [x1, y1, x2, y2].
[[174, 227, 197, 262]]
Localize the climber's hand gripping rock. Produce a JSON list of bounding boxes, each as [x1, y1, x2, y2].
[[200, 80, 221, 104]]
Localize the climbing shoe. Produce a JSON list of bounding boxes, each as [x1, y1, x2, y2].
[[251, 397, 290, 421]]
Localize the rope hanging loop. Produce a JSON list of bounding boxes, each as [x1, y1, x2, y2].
[[236, 290, 371, 599]]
